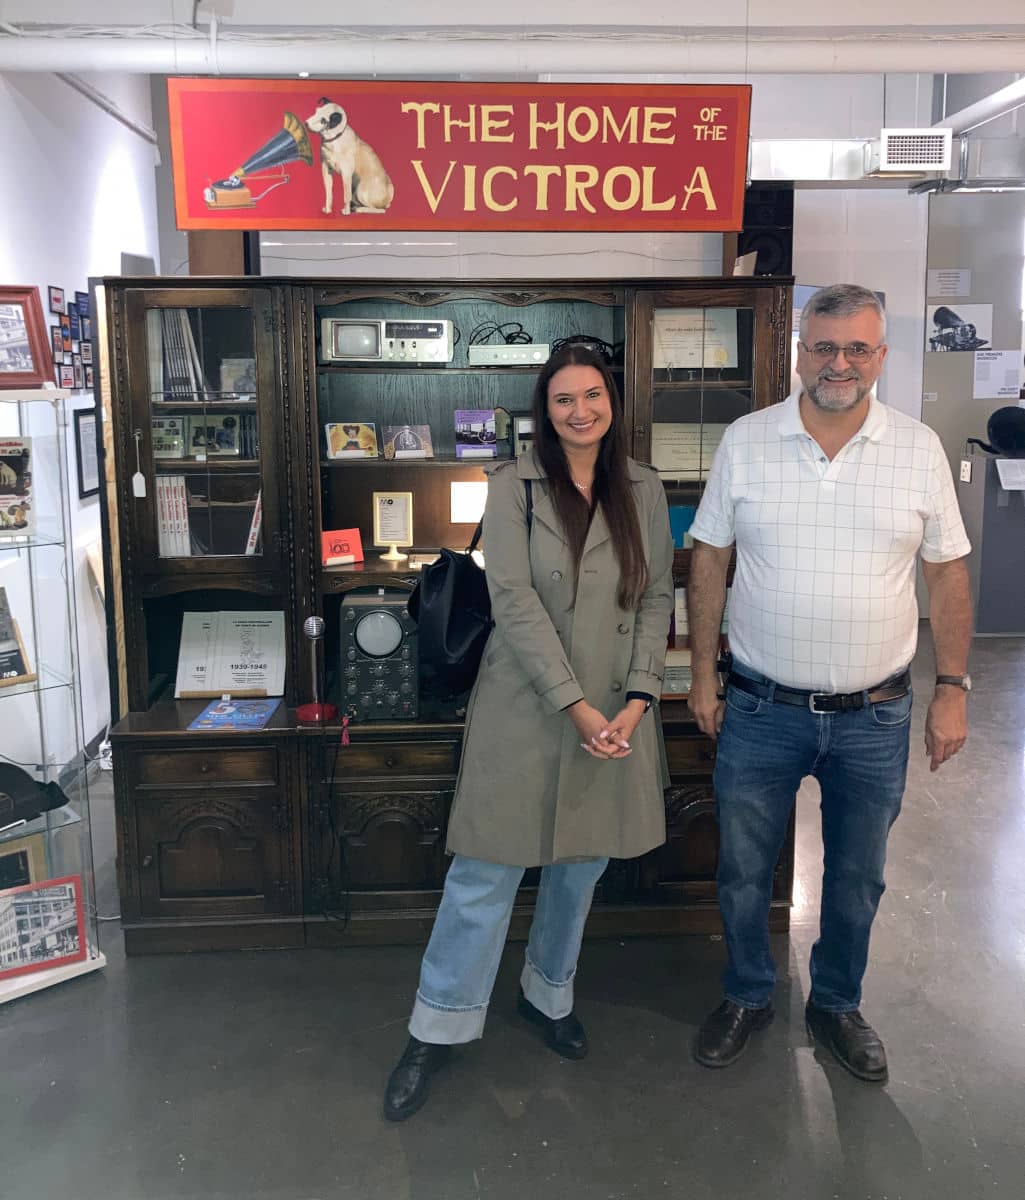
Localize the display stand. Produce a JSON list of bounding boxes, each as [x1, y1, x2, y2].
[[0, 389, 105, 1003]]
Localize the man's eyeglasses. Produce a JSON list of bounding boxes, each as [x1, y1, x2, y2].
[[799, 341, 885, 364]]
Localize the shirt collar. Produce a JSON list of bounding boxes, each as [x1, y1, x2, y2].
[[777, 383, 888, 444]]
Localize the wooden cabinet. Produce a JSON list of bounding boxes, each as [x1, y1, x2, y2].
[[104, 274, 793, 952], [112, 707, 303, 952]]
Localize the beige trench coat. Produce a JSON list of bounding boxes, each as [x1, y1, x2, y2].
[[446, 453, 675, 866]]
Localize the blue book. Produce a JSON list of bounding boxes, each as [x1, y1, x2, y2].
[[668, 505, 697, 549], [188, 697, 281, 731]]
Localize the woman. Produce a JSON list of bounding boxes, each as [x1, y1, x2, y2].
[[384, 344, 674, 1121]]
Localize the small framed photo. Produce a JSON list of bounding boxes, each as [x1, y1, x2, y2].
[[81, 315, 92, 341], [81, 341, 92, 365], [75, 290, 90, 313], [73, 361, 84, 390], [51, 326, 64, 363], [0, 875, 87, 983], [47, 285, 65, 314], [372, 490, 413, 562], [84, 365, 94, 389], [59, 313, 71, 352], [59, 363, 74, 388], [74, 408, 99, 498], [0, 285, 53, 389], [68, 302, 81, 341]]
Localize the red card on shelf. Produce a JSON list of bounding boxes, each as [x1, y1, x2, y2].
[[321, 527, 363, 566]]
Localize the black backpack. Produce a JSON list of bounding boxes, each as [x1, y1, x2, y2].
[[409, 480, 533, 695]]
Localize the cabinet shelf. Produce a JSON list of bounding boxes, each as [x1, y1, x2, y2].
[[0, 801, 81, 847], [0, 527, 65, 552], [0, 662, 73, 701], [651, 379, 753, 390], [317, 363, 545, 376], [321, 455, 500, 470], [156, 459, 260, 471], [151, 396, 258, 409]]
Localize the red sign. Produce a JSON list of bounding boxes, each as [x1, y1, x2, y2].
[[168, 78, 750, 233]]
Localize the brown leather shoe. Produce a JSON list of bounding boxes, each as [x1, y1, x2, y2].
[[693, 999, 774, 1068], [517, 988, 588, 1059], [382, 1036, 452, 1122], [805, 1002, 888, 1083]]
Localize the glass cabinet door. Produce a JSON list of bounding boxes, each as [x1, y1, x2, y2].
[[631, 286, 782, 538], [124, 288, 281, 570]]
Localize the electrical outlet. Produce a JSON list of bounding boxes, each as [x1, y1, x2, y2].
[[959, 459, 972, 483]]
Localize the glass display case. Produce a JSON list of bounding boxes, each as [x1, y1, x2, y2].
[[0, 389, 104, 1002], [119, 287, 284, 570]]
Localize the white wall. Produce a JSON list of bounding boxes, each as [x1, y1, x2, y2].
[[0, 71, 161, 752]]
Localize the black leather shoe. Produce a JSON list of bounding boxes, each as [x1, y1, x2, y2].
[[693, 999, 774, 1068], [382, 1036, 452, 1122], [805, 1003, 888, 1083], [517, 988, 588, 1059]]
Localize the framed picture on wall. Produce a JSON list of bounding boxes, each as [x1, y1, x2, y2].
[[59, 363, 74, 389], [51, 326, 64, 364], [84, 365, 94, 389], [47, 285, 65, 315], [0, 286, 53, 389], [74, 408, 99, 498]]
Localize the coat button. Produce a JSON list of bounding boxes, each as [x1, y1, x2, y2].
[[618, 623, 630, 635], [611, 682, 622, 692], [551, 569, 563, 581]]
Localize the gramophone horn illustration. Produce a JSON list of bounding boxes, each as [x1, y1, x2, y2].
[[203, 111, 314, 210]]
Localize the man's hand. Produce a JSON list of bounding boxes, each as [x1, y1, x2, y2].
[[924, 688, 967, 772], [688, 669, 724, 739], [567, 701, 620, 759]]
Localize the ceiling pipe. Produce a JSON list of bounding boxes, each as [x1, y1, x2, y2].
[[1, 34, 1025, 75], [932, 74, 1025, 134]]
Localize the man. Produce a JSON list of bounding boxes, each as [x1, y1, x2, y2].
[[687, 284, 972, 1083]]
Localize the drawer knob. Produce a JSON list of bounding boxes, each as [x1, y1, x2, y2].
[[200, 762, 212, 773], [385, 755, 398, 769], [141, 855, 154, 868]]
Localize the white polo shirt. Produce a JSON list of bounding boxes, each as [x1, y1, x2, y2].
[[690, 386, 971, 692]]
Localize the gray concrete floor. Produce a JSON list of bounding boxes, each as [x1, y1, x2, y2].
[[4, 629, 1025, 1200]]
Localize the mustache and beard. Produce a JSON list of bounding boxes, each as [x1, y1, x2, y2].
[[804, 367, 872, 412]]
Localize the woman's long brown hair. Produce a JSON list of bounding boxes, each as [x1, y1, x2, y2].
[[531, 344, 648, 611]]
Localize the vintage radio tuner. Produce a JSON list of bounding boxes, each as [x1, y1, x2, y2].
[[339, 588, 419, 721]]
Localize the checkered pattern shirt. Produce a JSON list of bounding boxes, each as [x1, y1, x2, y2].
[[690, 386, 971, 692]]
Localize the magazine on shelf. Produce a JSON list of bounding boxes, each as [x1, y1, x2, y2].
[[382, 424, 434, 460], [219, 356, 256, 397], [244, 490, 262, 556], [175, 610, 286, 698], [325, 422, 379, 459], [454, 410, 497, 459], [155, 474, 191, 556], [0, 437, 33, 537], [0, 586, 35, 687], [187, 697, 281, 731], [185, 415, 241, 458], [151, 416, 185, 459]]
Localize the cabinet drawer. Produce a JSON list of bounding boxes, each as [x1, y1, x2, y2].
[[134, 748, 279, 787], [331, 740, 461, 780], [664, 736, 716, 777]]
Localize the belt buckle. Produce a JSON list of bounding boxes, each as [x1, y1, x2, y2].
[[808, 692, 832, 714]]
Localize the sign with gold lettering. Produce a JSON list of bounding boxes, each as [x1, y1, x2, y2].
[[168, 78, 750, 232]]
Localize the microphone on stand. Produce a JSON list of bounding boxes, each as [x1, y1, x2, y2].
[[297, 614, 338, 723]]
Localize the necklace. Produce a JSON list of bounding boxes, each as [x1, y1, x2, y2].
[[572, 480, 591, 493]]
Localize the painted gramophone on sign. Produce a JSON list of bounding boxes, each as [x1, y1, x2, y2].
[[203, 111, 314, 210]]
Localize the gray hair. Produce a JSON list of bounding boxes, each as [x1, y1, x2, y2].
[[799, 285, 886, 342]]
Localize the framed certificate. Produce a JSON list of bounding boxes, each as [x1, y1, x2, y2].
[[373, 491, 413, 561]]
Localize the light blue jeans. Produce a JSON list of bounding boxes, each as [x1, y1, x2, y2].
[[409, 853, 609, 1044]]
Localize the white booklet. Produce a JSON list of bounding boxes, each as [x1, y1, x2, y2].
[[175, 610, 285, 698]]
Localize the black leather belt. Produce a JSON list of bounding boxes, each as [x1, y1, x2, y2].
[[727, 669, 911, 714]]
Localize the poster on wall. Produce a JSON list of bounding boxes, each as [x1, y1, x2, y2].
[[972, 351, 1024, 400], [167, 78, 751, 233], [926, 303, 992, 352]]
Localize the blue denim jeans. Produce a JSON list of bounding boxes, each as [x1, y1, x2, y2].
[[409, 853, 609, 1044], [713, 662, 911, 1013]]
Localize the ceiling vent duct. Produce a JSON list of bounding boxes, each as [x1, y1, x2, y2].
[[865, 128, 953, 174]]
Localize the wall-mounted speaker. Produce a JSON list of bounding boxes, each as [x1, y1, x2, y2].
[[339, 589, 419, 721], [737, 185, 794, 277]]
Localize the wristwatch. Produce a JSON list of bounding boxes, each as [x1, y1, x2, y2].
[[936, 674, 972, 692]]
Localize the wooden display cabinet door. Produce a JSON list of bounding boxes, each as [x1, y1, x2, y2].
[[135, 788, 297, 919]]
